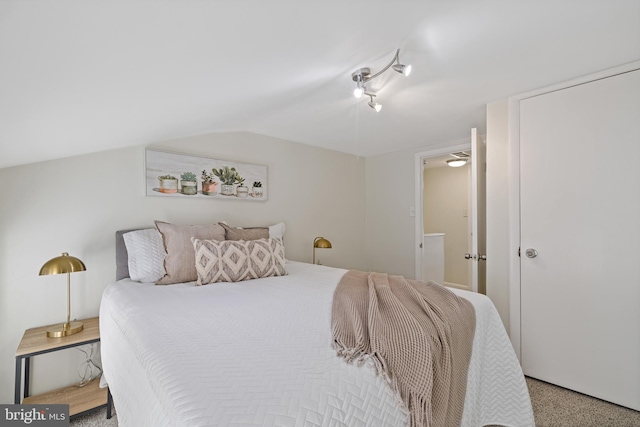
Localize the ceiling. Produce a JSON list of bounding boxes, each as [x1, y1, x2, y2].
[[1, 1, 638, 169]]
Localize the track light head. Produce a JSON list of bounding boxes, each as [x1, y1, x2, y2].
[[367, 94, 382, 112], [352, 69, 370, 98], [392, 63, 412, 77], [368, 101, 382, 112]]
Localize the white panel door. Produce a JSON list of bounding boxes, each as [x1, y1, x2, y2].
[[520, 69, 640, 410]]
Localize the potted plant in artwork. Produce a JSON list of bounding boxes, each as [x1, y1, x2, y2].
[[201, 170, 218, 195], [212, 166, 240, 196], [236, 177, 248, 198], [252, 181, 263, 198], [158, 174, 178, 193], [180, 172, 198, 195]]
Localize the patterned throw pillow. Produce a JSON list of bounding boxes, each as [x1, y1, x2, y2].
[[192, 237, 287, 285]]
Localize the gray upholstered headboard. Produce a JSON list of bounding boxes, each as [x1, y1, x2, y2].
[[116, 228, 150, 280]]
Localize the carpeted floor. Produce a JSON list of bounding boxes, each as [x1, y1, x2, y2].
[[525, 377, 640, 427], [70, 407, 117, 427], [71, 377, 640, 426]]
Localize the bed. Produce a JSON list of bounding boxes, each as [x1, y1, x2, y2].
[[100, 226, 534, 427]]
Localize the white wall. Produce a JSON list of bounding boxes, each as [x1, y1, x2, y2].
[[423, 165, 469, 286], [364, 149, 419, 278], [486, 100, 510, 331], [0, 131, 366, 404]]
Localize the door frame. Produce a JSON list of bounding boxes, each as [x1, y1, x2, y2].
[[414, 141, 471, 282], [507, 60, 640, 360]]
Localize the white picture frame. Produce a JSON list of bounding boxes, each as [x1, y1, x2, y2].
[[145, 149, 268, 201]]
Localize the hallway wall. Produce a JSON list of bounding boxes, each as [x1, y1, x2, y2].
[[423, 164, 470, 286]]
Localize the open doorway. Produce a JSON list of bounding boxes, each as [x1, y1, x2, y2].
[[414, 128, 487, 293], [413, 132, 485, 293], [422, 152, 470, 289]]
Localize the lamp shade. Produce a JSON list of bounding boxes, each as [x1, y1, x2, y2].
[[313, 237, 332, 265], [39, 252, 86, 276], [313, 238, 332, 249]]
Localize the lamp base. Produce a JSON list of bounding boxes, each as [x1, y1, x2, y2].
[[47, 321, 84, 338]]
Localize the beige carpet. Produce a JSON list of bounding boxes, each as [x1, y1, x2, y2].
[[69, 407, 117, 427], [71, 377, 640, 426], [525, 377, 640, 427]]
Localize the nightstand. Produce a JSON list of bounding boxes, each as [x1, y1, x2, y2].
[[14, 317, 113, 419]]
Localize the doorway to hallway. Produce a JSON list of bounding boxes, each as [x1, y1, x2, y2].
[[413, 129, 486, 293]]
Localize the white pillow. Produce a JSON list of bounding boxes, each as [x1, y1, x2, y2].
[[269, 222, 285, 240], [123, 229, 166, 282]]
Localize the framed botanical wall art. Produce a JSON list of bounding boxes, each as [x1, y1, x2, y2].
[[145, 149, 268, 201]]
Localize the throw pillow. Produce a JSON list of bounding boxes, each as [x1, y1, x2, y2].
[[219, 222, 269, 241], [192, 237, 287, 284], [122, 229, 166, 282], [155, 221, 226, 285]]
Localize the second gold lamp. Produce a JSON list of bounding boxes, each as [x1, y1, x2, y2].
[[312, 237, 332, 265]]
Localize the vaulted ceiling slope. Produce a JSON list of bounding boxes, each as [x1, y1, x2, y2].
[[1, 1, 638, 169]]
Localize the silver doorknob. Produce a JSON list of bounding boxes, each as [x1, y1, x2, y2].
[[478, 254, 487, 261], [525, 248, 538, 258], [464, 253, 473, 259]]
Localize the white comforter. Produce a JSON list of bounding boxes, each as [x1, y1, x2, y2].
[[100, 261, 533, 427]]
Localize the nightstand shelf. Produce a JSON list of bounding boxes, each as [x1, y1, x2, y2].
[[22, 377, 107, 416], [15, 317, 112, 418]]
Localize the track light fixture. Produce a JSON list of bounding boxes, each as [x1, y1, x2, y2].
[[351, 48, 411, 111]]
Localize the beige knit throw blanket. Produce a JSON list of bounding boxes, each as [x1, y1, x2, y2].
[[331, 271, 476, 427]]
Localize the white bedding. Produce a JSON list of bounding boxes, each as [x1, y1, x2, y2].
[[100, 261, 533, 427]]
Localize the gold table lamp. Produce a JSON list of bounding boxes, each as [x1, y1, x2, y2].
[[313, 237, 332, 265], [39, 252, 86, 337]]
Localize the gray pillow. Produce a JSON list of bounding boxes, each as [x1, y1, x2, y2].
[[219, 222, 269, 241]]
